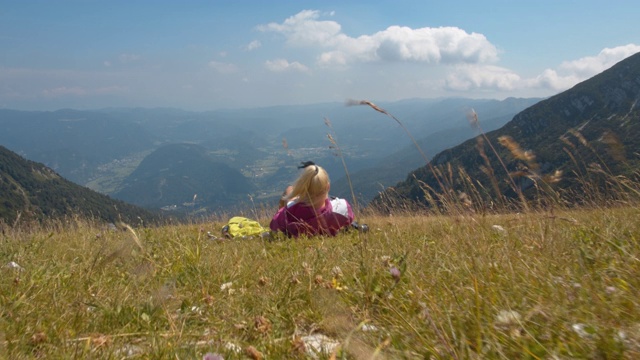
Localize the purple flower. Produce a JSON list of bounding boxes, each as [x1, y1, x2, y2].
[[203, 352, 224, 360], [390, 267, 401, 281]]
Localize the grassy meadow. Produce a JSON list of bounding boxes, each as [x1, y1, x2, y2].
[[2, 103, 639, 359], [2, 204, 640, 359]]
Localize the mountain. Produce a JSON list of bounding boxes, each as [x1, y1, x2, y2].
[[0, 145, 160, 225], [329, 98, 540, 204], [0, 109, 155, 185], [112, 143, 254, 212], [0, 97, 540, 210], [372, 52, 640, 209]]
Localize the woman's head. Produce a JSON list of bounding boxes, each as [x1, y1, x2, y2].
[[287, 162, 330, 207]]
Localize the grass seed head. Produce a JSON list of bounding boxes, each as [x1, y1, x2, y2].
[[466, 108, 479, 130], [498, 135, 527, 161]]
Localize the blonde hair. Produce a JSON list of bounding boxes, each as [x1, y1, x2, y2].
[[287, 164, 330, 208]]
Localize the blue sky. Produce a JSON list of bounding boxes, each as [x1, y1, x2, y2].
[[1, 0, 639, 111]]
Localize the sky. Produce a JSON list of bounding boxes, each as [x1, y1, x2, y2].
[[1, 0, 639, 111]]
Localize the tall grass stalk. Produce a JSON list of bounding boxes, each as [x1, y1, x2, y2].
[[468, 108, 530, 211], [347, 99, 450, 205], [325, 117, 359, 214]]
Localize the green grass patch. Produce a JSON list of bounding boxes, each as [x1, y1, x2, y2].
[[1, 208, 640, 359]]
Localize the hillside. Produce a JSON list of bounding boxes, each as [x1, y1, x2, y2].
[[373, 52, 640, 209], [0, 145, 160, 225], [0, 109, 155, 185], [112, 143, 255, 212], [330, 104, 531, 204]]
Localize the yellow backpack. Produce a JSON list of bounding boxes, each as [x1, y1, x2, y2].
[[223, 216, 267, 238]]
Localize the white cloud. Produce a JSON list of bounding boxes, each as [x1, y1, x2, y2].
[[559, 44, 640, 78], [208, 61, 238, 74], [445, 65, 521, 91], [445, 44, 640, 93], [528, 44, 640, 91], [245, 40, 261, 51], [259, 10, 498, 67], [265, 59, 309, 73], [258, 10, 342, 48], [524, 69, 582, 91]]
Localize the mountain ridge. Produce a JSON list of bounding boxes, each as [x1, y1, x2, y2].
[[373, 52, 640, 209], [0, 145, 161, 225]]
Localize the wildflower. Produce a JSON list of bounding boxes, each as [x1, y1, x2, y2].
[[390, 267, 401, 282], [330, 278, 347, 291], [331, 266, 343, 278], [190, 306, 202, 315], [494, 310, 523, 338], [495, 310, 521, 327], [203, 353, 224, 360], [220, 282, 234, 294], [572, 323, 596, 338], [224, 342, 242, 353], [361, 324, 378, 332]]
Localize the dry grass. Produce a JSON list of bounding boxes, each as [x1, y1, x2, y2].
[[2, 205, 640, 359]]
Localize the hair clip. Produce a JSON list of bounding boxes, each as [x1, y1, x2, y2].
[[298, 161, 315, 169], [298, 161, 319, 175]]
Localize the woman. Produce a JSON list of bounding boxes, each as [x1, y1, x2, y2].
[[270, 162, 354, 237]]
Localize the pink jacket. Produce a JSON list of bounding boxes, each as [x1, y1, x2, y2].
[[270, 197, 354, 237]]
